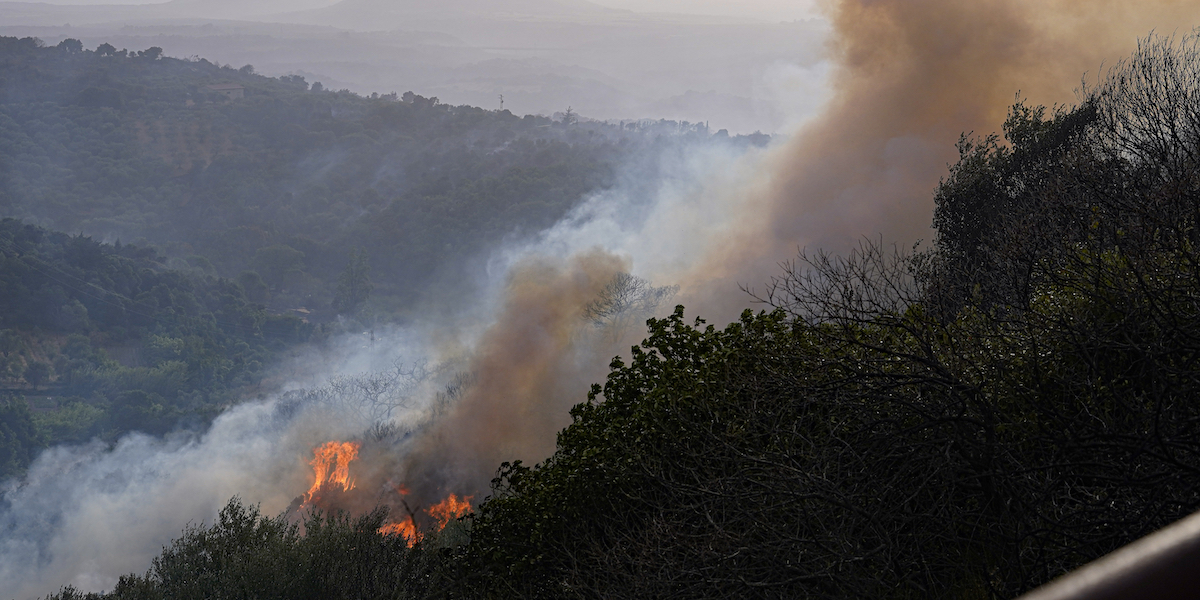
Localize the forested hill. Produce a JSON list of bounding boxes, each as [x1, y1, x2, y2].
[[0, 35, 763, 483], [0, 217, 309, 479], [0, 35, 758, 318]]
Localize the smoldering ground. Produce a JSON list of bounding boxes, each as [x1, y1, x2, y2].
[[2, 0, 1198, 597]]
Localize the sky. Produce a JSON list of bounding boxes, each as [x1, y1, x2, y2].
[[573, 0, 822, 21], [32, 0, 824, 21]]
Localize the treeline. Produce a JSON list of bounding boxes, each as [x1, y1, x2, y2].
[[41, 32, 1200, 599], [0, 35, 761, 318], [0, 218, 308, 479]]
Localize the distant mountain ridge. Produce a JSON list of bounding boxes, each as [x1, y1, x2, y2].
[[0, 0, 623, 24], [0, 0, 827, 133], [309, 0, 620, 18]]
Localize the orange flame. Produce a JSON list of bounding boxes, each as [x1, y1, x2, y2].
[[378, 491, 474, 546], [305, 441, 360, 502], [379, 518, 421, 545], [427, 494, 473, 529]]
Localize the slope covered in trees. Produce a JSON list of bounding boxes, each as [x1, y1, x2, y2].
[[0, 35, 748, 317], [0, 218, 309, 479], [34, 30, 1200, 600], [0, 36, 751, 483]]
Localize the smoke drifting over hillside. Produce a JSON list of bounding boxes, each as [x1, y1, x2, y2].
[[689, 0, 1200, 311], [2, 1, 1197, 597], [399, 251, 630, 502]]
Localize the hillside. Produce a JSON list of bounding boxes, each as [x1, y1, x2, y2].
[[0, 217, 309, 479], [0, 35, 747, 320], [0, 36, 762, 482]]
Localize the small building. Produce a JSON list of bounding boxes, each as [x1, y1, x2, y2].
[[204, 83, 245, 100]]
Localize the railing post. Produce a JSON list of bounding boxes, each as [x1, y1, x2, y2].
[[1016, 510, 1200, 600]]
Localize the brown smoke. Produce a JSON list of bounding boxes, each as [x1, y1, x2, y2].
[[398, 250, 630, 504], [689, 0, 1199, 319]]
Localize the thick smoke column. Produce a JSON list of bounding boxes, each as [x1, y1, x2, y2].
[[687, 0, 1200, 318], [399, 251, 629, 504], [2, 1, 1197, 597]]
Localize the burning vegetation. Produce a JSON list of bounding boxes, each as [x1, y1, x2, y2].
[[379, 494, 474, 546], [303, 441, 360, 504], [299, 440, 474, 547]]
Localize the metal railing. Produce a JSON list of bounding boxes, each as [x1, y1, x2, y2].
[[1016, 510, 1200, 600]]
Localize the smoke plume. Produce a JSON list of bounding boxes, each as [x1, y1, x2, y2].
[[399, 251, 629, 504], [687, 0, 1200, 318]]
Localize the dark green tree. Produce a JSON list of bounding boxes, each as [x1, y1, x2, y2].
[[333, 249, 372, 314], [56, 38, 82, 54], [0, 396, 45, 479], [23, 360, 51, 389]]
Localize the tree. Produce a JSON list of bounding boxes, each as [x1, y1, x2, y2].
[[0, 396, 45, 479], [581, 272, 677, 336], [333, 249, 372, 314], [56, 38, 82, 54], [23, 361, 51, 389], [251, 244, 306, 291], [43, 497, 439, 600], [236, 271, 270, 305], [95, 42, 115, 56]]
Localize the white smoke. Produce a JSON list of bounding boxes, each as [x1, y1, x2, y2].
[[0, 129, 783, 600], [1, 401, 320, 596]]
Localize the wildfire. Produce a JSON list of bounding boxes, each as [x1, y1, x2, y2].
[[304, 441, 360, 502], [379, 518, 421, 545], [428, 494, 474, 528], [379, 492, 474, 546], [298, 441, 472, 547]]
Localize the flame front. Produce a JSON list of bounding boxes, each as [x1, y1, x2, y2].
[[300, 442, 472, 546], [379, 518, 421, 545], [379, 492, 473, 546], [427, 494, 473, 528], [305, 441, 360, 502]]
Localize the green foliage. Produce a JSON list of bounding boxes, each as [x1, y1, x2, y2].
[[31, 397, 104, 444], [0, 217, 310, 467], [333, 248, 372, 315], [44, 497, 447, 600], [461, 307, 838, 597], [0, 396, 45, 479]]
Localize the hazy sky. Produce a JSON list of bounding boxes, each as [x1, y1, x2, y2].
[[32, 0, 824, 21], [590, 0, 821, 21]]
